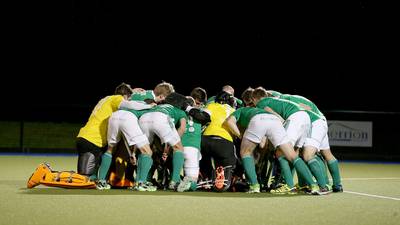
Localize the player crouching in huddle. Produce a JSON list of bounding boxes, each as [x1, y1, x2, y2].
[[199, 91, 237, 192]]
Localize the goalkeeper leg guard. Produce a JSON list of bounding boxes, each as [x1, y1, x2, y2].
[[27, 162, 52, 188]]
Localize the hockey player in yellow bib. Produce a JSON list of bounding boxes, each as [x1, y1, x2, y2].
[[76, 83, 134, 180], [201, 91, 236, 191], [76, 82, 168, 182]]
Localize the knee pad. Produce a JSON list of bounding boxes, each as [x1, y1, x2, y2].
[[77, 151, 101, 176]]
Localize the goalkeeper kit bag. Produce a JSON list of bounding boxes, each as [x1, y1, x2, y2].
[[107, 138, 135, 188], [27, 162, 96, 189]]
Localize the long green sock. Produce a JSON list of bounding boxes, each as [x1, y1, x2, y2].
[[278, 156, 294, 188], [242, 156, 258, 185], [327, 159, 342, 186], [146, 164, 156, 182], [293, 156, 316, 186], [316, 155, 330, 185], [98, 152, 112, 180], [89, 173, 97, 181], [307, 157, 327, 188], [137, 154, 153, 183], [171, 151, 184, 183], [289, 161, 295, 184], [297, 176, 306, 187], [297, 170, 307, 187]]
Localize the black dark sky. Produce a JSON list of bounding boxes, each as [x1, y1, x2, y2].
[[3, 1, 399, 121]]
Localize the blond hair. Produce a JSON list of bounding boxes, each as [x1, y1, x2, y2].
[[154, 81, 175, 97]]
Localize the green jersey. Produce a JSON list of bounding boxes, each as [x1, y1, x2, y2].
[[256, 97, 303, 120], [130, 90, 155, 101], [280, 94, 323, 116], [279, 94, 324, 122], [147, 104, 187, 126], [268, 90, 283, 97], [181, 115, 202, 149], [121, 107, 150, 119], [232, 107, 270, 128]]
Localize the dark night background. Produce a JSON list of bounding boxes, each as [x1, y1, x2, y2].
[[3, 1, 399, 122]]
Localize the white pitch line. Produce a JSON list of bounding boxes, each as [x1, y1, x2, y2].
[[344, 190, 400, 201], [342, 177, 400, 181]]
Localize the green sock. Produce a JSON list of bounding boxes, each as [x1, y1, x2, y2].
[[289, 161, 295, 184], [190, 181, 198, 191], [307, 157, 327, 188], [293, 156, 316, 186], [242, 156, 258, 185], [89, 173, 97, 181], [278, 156, 294, 188], [327, 159, 342, 186], [138, 154, 153, 183], [316, 155, 330, 185], [171, 151, 184, 183], [98, 152, 112, 180], [146, 165, 156, 182], [297, 170, 307, 187], [297, 176, 306, 187]]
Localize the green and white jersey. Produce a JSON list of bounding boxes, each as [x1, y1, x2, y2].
[[130, 90, 155, 101], [256, 97, 303, 120], [147, 104, 187, 126], [279, 94, 324, 122], [181, 116, 202, 149], [121, 107, 150, 119], [232, 107, 270, 128]]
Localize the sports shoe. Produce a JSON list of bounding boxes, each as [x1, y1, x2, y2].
[[270, 184, 296, 194], [247, 183, 260, 193], [214, 166, 225, 190], [319, 186, 332, 195], [309, 184, 330, 195], [168, 180, 178, 191], [177, 177, 196, 192], [268, 175, 284, 190], [332, 184, 343, 193], [294, 183, 310, 193], [134, 182, 157, 192], [95, 180, 111, 190]]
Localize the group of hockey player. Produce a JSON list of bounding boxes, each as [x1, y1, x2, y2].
[[27, 81, 343, 195]]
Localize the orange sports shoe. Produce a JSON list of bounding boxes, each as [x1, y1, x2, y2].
[[214, 166, 225, 190]]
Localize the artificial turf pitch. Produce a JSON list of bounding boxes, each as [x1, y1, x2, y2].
[[0, 155, 399, 225]]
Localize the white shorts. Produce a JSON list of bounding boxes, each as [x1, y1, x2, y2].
[[139, 112, 181, 146], [244, 114, 290, 148], [107, 110, 149, 148], [320, 133, 330, 150], [284, 111, 311, 148], [183, 146, 201, 178], [304, 118, 328, 150]]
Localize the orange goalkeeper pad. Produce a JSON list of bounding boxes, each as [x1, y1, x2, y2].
[[27, 163, 96, 189], [108, 156, 134, 188], [108, 171, 134, 187]]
